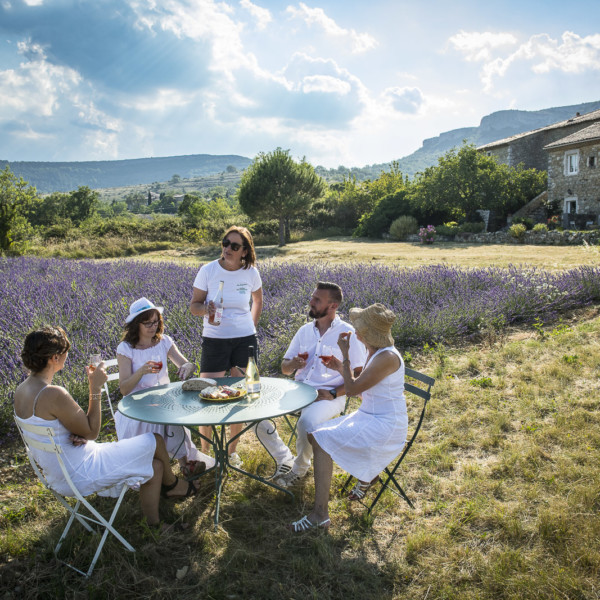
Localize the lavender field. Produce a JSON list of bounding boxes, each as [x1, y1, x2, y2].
[[2, 256, 600, 440]]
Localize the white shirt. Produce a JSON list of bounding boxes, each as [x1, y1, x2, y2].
[[193, 260, 262, 339], [283, 316, 367, 392]]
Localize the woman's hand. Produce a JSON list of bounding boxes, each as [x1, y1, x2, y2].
[[207, 300, 216, 317], [86, 362, 108, 392], [324, 355, 343, 373], [177, 362, 196, 380], [337, 332, 351, 359], [136, 361, 156, 377]]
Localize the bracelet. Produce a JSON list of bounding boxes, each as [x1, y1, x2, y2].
[[90, 392, 102, 400], [343, 358, 350, 365]]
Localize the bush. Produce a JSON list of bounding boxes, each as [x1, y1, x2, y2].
[[509, 223, 527, 240], [512, 216, 534, 230], [460, 222, 485, 233], [532, 223, 549, 233], [389, 215, 418, 240]]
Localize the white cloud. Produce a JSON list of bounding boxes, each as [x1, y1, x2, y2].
[[448, 30, 518, 61], [23, 0, 44, 5], [125, 88, 196, 111], [383, 86, 424, 114], [286, 2, 377, 53], [239, 0, 272, 30], [301, 74, 351, 95], [451, 30, 600, 92]]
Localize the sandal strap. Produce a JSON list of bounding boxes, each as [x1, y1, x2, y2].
[[349, 480, 371, 500]]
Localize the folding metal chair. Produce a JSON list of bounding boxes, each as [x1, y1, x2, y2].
[[14, 417, 135, 578], [341, 367, 434, 514], [100, 358, 120, 420]]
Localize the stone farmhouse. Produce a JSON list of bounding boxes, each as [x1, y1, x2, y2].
[[478, 108, 600, 228]]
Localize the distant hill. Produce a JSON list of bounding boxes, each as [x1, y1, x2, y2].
[[318, 100, 600, 181], [4, 100, 600, 195], [0, 154, 253, 194]]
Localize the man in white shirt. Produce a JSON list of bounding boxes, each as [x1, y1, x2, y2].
[[255, 282, 366, 488]]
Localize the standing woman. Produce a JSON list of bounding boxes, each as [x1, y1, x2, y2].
[[116, 297, 215, 475], [190, 226, 263, 467]]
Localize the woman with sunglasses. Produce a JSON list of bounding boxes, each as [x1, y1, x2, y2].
[[190, 226, 263, 466], [115, 297, 214, 478]]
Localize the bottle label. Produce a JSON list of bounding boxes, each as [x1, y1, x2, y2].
[[247, 382, 261, 394], [213, 306, 223, 324]]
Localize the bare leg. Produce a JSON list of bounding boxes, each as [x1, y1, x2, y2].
[[152, 433, 196, 497], [139, 458, 163, 525], [306, 433, 332, 523], [200, 370, 226, 452]]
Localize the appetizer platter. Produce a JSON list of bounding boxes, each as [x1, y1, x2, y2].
[[199, 385, 247, 402]]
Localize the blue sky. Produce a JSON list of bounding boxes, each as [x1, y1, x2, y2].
[[0, 0, 598, 167]]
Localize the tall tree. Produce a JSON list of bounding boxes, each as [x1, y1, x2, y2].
[[0, 166, 37, 253], [237, 148, 326, 246]]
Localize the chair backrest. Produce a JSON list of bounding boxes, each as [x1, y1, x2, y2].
[[101, 358, 120, 419], [14, 417, 82, 500], [399, 367, 435, 462]]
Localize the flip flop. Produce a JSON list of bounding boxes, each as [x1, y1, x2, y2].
[[288, 515, 330, 533]]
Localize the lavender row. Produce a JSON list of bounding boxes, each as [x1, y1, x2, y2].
[[1, 257, 599, 440]]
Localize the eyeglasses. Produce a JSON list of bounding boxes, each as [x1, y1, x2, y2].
[[141, 320, 160, 328], [222, 238, 243, 251]]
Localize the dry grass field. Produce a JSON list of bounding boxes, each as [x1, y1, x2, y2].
[[145, 237, 600, 270]]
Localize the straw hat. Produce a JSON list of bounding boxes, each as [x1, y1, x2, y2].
[[125, 297, 164, 324], [349, 303, 396, 349]]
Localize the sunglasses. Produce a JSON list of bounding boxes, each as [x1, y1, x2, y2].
[[141, 319, 160, 328], [222, 238, 244, 251]]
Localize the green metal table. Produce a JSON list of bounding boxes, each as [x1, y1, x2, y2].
[[118, 376, 316, 527]]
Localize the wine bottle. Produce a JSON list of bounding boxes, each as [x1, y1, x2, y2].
[[245, 346, 261, 399], [208, 280, 224, 325]]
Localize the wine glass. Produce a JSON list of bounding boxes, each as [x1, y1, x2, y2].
[[89, 353, 102, 372], [150, 353, 163, 386], [319, 345, 334, 371]]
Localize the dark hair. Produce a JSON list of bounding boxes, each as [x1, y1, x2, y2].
[[223, 226, 256, 269], [22, 326, 71, 373], [317, 281, 343, 304], [121, 309, 164, 347]]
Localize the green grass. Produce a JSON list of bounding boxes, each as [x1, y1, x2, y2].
[[1, 312, 600, 598]]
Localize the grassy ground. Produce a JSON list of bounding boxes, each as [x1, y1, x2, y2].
[[142, 237, 600, 270], [1, 307, 599, 599]]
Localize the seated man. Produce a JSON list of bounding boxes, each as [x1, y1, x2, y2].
[[255, 281, 366, 488]]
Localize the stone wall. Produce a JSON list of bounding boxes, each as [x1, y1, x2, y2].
[[483, 120, 600, 171], [547, 141, 600, 223], [405, 231, 600, 245]]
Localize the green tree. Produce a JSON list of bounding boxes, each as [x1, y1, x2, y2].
[[238, 148, 326, 246], [64, 186, 99, 224], [0, 166, 37, 253], [408, 143, 546, 224]]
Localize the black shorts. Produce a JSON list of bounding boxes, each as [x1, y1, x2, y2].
[[200, 334, 259, 373]]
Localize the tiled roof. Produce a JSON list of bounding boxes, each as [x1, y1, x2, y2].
[[477, 108, 600, 150], [543, 122, 600, 150]]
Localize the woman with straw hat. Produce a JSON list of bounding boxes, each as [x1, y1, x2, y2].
[[289, 303, 407, 533]]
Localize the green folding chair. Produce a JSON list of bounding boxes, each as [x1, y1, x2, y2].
[[341, 367, 434, 513]]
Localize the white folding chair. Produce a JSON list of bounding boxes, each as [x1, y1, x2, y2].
[[14, 416, 135, 578], [101, 358, 120, 420]]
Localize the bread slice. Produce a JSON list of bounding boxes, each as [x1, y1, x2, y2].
[[182, 377, 217, 392]]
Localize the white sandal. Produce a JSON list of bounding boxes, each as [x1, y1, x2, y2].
[[289, 515, 330, 533], [348, 478, 377, 501]]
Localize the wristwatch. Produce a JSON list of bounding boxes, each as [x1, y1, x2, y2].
[[330, 389, 337, 398]]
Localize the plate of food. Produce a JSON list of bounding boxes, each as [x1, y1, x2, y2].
[[199, 385, 247, 402]]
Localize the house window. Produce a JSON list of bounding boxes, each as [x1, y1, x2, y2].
[[588, 155, 596, 168], [564, 151, 579, 175]]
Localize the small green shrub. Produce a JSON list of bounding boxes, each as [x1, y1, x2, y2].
[[435, 224, 459, 237], [460, 222, 485, 233], [512, 216, 534, 230], [532, 223, 548, 233], [389, 215, 418, 240], [509, 223, 527, 240]]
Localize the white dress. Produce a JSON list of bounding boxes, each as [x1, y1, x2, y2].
[[311, 346, 407, 482], [15, 387, 156, 498], [115, 335, 208, 465]]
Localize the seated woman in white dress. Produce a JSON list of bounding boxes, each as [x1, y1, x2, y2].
[[289, 303, 407, 532], [116, 297, 215, 476], [14, 326, 199, 531]]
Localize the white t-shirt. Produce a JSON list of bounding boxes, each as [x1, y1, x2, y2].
[[283, 316, 367, 392], [193, 259, 262, 339], [116, 335, 173, 394]]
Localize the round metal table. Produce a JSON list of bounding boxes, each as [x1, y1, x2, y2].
[[118, 376, 316, 527]]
